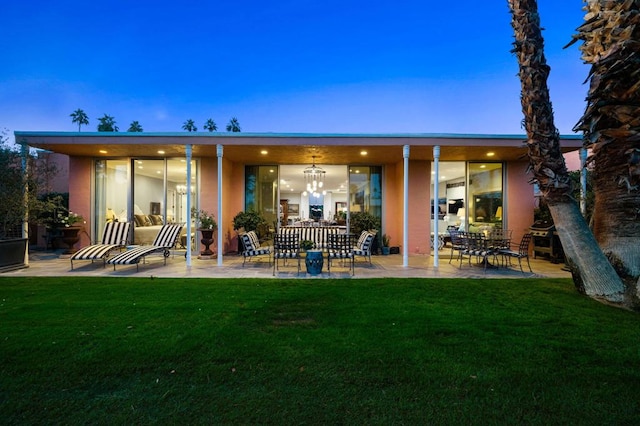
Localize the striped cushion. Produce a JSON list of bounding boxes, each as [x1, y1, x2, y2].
[[274, 250, 300, 259], [240, 231, 266, 252], [328, 250, 353, 259], [101, 221, 131, 245], [356, 231, 375, 251], [278, 226, 341, 249]]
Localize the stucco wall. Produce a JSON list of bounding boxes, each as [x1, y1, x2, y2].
[[506, 161, 535, 247], [68, 157, 92, 248], [408, 159, 431, 256]]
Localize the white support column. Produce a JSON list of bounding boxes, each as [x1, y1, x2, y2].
[[185, 144, 193, 267], [580, 148, 588, 216], [433, 145, 440, 268], [21, 143, 30, 266], [217, 144, 224, 266], [403, 145, 410, 267]]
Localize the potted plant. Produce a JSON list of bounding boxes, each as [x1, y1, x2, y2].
[[300, 240, 315, 251], [381, 234, 391, 255], [192, 208, 217, 257]]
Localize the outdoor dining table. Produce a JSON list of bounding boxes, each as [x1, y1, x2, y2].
[[458, 231, 511, 270]]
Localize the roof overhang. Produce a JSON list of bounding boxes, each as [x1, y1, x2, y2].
[[14, 131, 583, 164]]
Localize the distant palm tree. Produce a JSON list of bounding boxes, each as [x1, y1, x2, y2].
[[97, 114, 118, 132], [203, 119, 217, 132], [70, 109, 89, 131], [226, 117, 241, 132], [182, 119, 197, 132], [128, 121, 143, 132]]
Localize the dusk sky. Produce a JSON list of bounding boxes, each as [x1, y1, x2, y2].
[[2, 1, 588, 142]]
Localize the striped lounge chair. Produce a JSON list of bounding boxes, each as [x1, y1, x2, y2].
[[106, 223, 184, 271], [70, 221, 131, 270], [240, 230, 271, 267]]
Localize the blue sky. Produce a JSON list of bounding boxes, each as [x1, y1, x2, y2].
[[2, 1, 588, 140]]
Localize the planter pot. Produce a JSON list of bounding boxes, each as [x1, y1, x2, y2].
[[199, 228, 215, 257], [60, 226, 82, 254], [381, 246, 390, 255], [305, 250, 323, 275], [0, 238, 28, 272]]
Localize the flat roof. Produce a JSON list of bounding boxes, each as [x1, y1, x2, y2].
[[14, 131, 583, 163]]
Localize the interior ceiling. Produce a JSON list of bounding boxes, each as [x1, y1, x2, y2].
[[136, 161, 477, 193]]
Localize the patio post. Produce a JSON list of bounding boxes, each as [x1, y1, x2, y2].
[[433, 145, 440, 268], [21, 143, 29, 266], [403, 145, 410, 267], [217, 144, 223, 266], [186, 144, 192, 267]]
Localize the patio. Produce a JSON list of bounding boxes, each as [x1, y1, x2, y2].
[[5, 248, 572, 279]]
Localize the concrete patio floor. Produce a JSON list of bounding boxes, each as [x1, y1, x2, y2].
[[4, 248, 572, 280]]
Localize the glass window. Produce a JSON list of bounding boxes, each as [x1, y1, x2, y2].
[[245, 165, 278, 226], [94, 158, 198, 248], [468, 162, 503, 226], [349, 165, 382, 219], [431, 161, 466, 232], [95, 159, 129, 241]]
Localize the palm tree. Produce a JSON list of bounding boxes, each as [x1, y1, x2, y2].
[[70, 109, 89, 131], [508, 0, 624, 303], [203, 119, 217, 132], [127, 121, 143, 132], [182, 119, 197, 132], [226, 117, 241, 132], [97, 114, 118, 132], [568, 0, 640, 305]]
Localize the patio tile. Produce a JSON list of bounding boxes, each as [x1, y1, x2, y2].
[[2, 249, 572, 280]]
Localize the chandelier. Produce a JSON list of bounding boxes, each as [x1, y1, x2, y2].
[[303, 156, 326, 198]]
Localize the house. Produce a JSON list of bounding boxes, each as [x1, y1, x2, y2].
[[14, 131, 582, 265]]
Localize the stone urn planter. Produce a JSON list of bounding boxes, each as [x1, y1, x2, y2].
[[60, 226, 82, 254], [199, 228, 215, 257]]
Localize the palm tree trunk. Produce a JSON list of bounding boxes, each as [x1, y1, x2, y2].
[[508, 0, 625, 303], [569, 0, 640, 306]]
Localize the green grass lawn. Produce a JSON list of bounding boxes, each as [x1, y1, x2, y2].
[[1, 277, 639, 425]]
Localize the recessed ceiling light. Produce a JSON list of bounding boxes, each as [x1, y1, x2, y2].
[[99, 149, 107, 154], [261, 150, 268, 155], [360, 150, 367, 156], [158, 150, 165, 154], [480, 165, 486, 169], [269, 169, 274, 173], [486, 152, 495, 157]]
